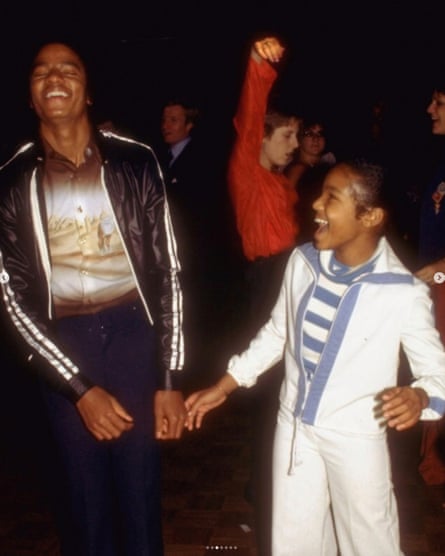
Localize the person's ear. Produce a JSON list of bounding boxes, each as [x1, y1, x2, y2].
[[361, 207, 385, 229]]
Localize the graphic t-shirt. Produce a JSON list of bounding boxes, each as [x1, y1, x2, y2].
[[43, 142, 136, 317]]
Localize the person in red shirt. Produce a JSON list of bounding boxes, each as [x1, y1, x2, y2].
[[228, 35, 301, 331], [227, 36, 300, 556], [228, 37, 299, 263]]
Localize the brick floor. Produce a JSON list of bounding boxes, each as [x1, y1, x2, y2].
[[3, 384, 445, 555], [2, 299, 445, 556]]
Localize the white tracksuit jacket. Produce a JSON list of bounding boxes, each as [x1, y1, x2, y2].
[[228, 237, 445, 435]]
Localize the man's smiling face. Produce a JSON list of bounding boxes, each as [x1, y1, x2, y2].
[[30, 43, 90, 126]]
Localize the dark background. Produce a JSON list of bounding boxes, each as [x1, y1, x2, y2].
[[0, 7, 444, 551], [0, 1, 443, 159]]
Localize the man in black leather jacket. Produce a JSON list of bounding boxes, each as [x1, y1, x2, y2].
[[0, 41, 187, 556]]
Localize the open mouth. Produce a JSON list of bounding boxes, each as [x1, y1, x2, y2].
[[45, 90, 69, 99], [313, 217, 328, 239], [314, 217, 328, 229]]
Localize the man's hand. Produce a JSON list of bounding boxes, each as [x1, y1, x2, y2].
[[76, 386, 134, 441], [154, 390, 187, 440], [378, 386, 429, 431]]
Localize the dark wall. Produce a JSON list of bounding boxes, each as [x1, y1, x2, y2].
[[0, 2, 443, 163]]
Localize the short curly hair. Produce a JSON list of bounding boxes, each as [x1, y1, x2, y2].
[[339, 159, 388, 217]]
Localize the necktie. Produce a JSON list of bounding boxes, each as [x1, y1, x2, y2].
[[167, 149, 174, 167]]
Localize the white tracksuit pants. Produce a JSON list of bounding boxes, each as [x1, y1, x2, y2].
[[272, 407, 403, 556]]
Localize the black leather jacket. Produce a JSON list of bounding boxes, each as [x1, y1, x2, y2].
[[0, 130, 184, 401]]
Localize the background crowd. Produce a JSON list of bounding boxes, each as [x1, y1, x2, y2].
[[2, 9, 445, 555]]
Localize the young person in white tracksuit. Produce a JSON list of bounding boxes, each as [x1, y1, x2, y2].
[[185, 159, 445, 556]]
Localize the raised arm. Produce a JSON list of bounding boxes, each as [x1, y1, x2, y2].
[[251, 36, 285, 65]]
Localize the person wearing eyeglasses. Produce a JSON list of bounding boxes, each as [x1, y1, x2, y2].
[[286, 118, 336, 242], [226, 36, 300, 555]]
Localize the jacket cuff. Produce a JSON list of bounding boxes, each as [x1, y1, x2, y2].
[[162, 369, 184, 391], [67, 375, 94, 402]]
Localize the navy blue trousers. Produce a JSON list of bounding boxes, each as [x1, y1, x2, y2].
[[41, 301, 163, 556]]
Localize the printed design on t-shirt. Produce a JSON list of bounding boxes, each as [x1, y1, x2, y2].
[[98, 214, 116, 254], [46, 186, 122, 260], [45, 180, 134, 308]]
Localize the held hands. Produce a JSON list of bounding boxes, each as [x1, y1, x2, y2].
[[76, 385, 134, 441], [185, 374, 238, 430], [377, 386, 429, 431], [185, 385, 228, 431], [154, 390, 188, 440], [252, 37, 285, 64]]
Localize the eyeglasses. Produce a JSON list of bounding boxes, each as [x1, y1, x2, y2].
[[301, 130, 325, 139]]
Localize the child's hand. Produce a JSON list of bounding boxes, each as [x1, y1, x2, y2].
[[185, 374, 239, 430], [185, 385, 228, 431], [378, 386, 429, 430]]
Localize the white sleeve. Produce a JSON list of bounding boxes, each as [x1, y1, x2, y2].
[[402, 282, 445, 420]]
